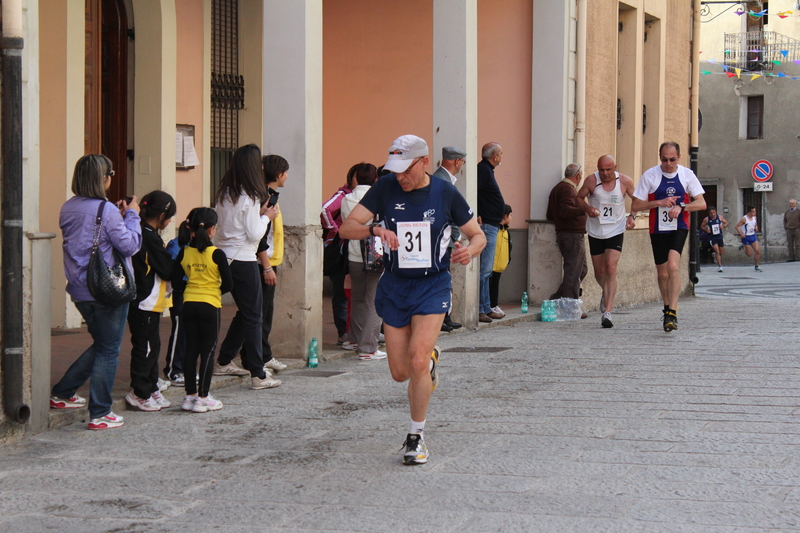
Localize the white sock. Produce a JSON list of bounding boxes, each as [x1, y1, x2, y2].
[[410, 419, 426, 436]]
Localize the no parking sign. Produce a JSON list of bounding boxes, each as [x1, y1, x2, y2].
[[751, 160, 773, 182]]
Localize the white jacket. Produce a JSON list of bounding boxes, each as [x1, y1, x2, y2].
[[340, 185, 372, 263], [214, 192, 269, 262]]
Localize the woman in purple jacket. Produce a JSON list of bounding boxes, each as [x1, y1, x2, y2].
[[50, 155, 142, 430]]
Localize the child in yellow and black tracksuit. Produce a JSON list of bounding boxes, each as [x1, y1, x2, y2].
[[125, 190, 177, 412], [489, 205, 512, 315]]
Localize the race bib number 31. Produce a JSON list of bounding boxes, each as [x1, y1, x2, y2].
[[397, 220, 432, 268], [658, 206, 677, 231]]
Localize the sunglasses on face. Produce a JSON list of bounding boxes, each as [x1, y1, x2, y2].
[[660, 158, 678, 163]]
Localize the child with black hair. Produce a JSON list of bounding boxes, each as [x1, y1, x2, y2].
[[125, 190, 177, 412], [173, 208, 233, 412], [163, 210, 200, 387], [490, 204, 513, 317]]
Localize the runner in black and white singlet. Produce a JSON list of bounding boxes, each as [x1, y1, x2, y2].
[[631, 142, 705, 332], [735, 206, 762, 272], [339, 135, 486, 466], [700, 206, 728, 272], [577, 155, 637, 328]]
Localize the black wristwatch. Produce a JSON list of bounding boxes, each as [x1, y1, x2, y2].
[[677, 201, 687, 211], [369, 224, 376, 236]]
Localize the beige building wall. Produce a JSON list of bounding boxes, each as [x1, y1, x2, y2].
[[174, 0, 207, 214], [577, 0, 693, 309], [477, 0, 533, 231], [322, 0, 434, 196]]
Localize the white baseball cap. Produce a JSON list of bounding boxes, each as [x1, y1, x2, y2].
[[383, 135, 429, 173]]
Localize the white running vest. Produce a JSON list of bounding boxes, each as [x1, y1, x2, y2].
[[586, 172, 626, 239]]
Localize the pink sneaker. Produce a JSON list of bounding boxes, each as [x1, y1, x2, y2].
[[192, 395, 223, 413]]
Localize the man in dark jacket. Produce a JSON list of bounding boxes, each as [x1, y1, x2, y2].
[[477, 142, 505, 323], [546, 163, 588, 303]]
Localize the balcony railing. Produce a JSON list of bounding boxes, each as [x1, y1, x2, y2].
[[723, 31, 800, 72]]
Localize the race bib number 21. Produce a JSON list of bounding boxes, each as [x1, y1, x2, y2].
[[397, 220, 432, 268]]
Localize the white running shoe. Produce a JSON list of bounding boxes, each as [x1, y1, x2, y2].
[[170, 373, 186, 387], [88, 411, 124, 430], [125, 391, 161, 411], [192, 395, 223, 413], [181, 395, 197, 411], [718, 266, 723, 272], [150, 390, 171, 408], [341, 341, 358, 351], [601, 311, 613, 329], [251, 375, 282, 389], [213, 362, 249, 376], [492, 305, 505, 316], [359, 350, 387, 361], [157, 377, 171, 392], [264, 358, 287, 372]]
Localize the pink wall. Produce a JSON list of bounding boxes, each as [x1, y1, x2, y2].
[[322, 0, 433, 198], [175, 0, 205, 215], [478, 0, 533, 229]]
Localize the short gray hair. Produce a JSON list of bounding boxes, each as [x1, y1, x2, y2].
[[564, 163, 581, 179], [481, 142, 501, 159]]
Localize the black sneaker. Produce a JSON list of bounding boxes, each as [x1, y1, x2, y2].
[[402, 433, 429, 465], [663, 311, 677, 332], [431, 346, 440, 392]]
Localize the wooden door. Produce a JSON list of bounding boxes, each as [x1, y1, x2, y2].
[[85, 0, 129, 202], [101, 0, 128, 202], [85, 0, 102, 155]]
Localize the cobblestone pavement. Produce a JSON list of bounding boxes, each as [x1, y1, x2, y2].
[[1, 263, 800, 532]]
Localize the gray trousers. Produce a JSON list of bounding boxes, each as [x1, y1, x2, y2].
[[551, 232, 588, 300], [348, 260, 382, 353], [787, 227, 800, 260]]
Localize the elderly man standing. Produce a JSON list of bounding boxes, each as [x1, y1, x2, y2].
[[784, 199, 800, 262], [546, 163, 589, 310], [477, 142, 505, 323], [433, 146, 467, 332]]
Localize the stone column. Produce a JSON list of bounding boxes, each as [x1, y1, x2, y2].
[[433, 0, 480, 328], [528, 0, 574, 304], [261, 0, 323, 359]]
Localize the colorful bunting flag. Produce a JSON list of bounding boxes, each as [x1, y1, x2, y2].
[[735, 68, 742, 78], [781, 50, 789, 58], [726, 72, 737, 78], [751, 73, 762, 81]]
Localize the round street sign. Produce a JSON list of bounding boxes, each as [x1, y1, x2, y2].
[[752, 159, 773, 182]]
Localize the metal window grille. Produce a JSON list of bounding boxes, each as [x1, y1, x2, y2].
[[211, 0, 245, 202], [741, 188, 763, 230]]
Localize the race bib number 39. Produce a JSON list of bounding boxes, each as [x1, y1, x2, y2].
[[397, 220, 432, 268], [658, 206, 678, 231]]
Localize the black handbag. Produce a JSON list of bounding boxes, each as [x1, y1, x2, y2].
[[323, 233, 348, 276], [86, 200, 137, 307]]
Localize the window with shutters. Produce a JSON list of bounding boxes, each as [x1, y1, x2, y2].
[[746, 95, 764, 140]]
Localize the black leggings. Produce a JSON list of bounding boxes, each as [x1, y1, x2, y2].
[[183, 301, 220, 397]]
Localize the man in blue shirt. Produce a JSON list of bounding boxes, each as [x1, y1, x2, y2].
[[340, 134, 486, 465]]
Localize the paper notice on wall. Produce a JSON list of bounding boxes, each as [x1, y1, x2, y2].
[[175, 131, 184, 164], [183, 136, 200, 167]]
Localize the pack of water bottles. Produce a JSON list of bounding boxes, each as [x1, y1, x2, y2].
[[540, 298, 583, 322]]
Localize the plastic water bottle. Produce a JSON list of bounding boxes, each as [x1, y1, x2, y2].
[[307, 338, 319, 368], [541, 300, 551, 322], [521, 292, 529, 314]]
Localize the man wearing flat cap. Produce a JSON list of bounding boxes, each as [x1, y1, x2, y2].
[[433, 147, 467, 332]]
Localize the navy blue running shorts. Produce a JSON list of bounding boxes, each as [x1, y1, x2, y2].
[[375, 271, 451, 328], [741, 234, 757, 246]]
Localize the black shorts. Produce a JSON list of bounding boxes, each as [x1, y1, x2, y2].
[[709, 236, 724, 247], [588, 234, 624, 256], [649, 229, 689, 265]]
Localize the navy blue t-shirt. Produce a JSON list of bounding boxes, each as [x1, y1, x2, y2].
[[359, 174, 474, 278]]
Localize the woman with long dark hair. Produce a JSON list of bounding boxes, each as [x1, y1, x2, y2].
[[212, 144, 281, 389], [51, 154, 142, 430]]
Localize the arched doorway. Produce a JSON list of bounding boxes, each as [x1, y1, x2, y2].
[[86, 0, 129, 202]]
